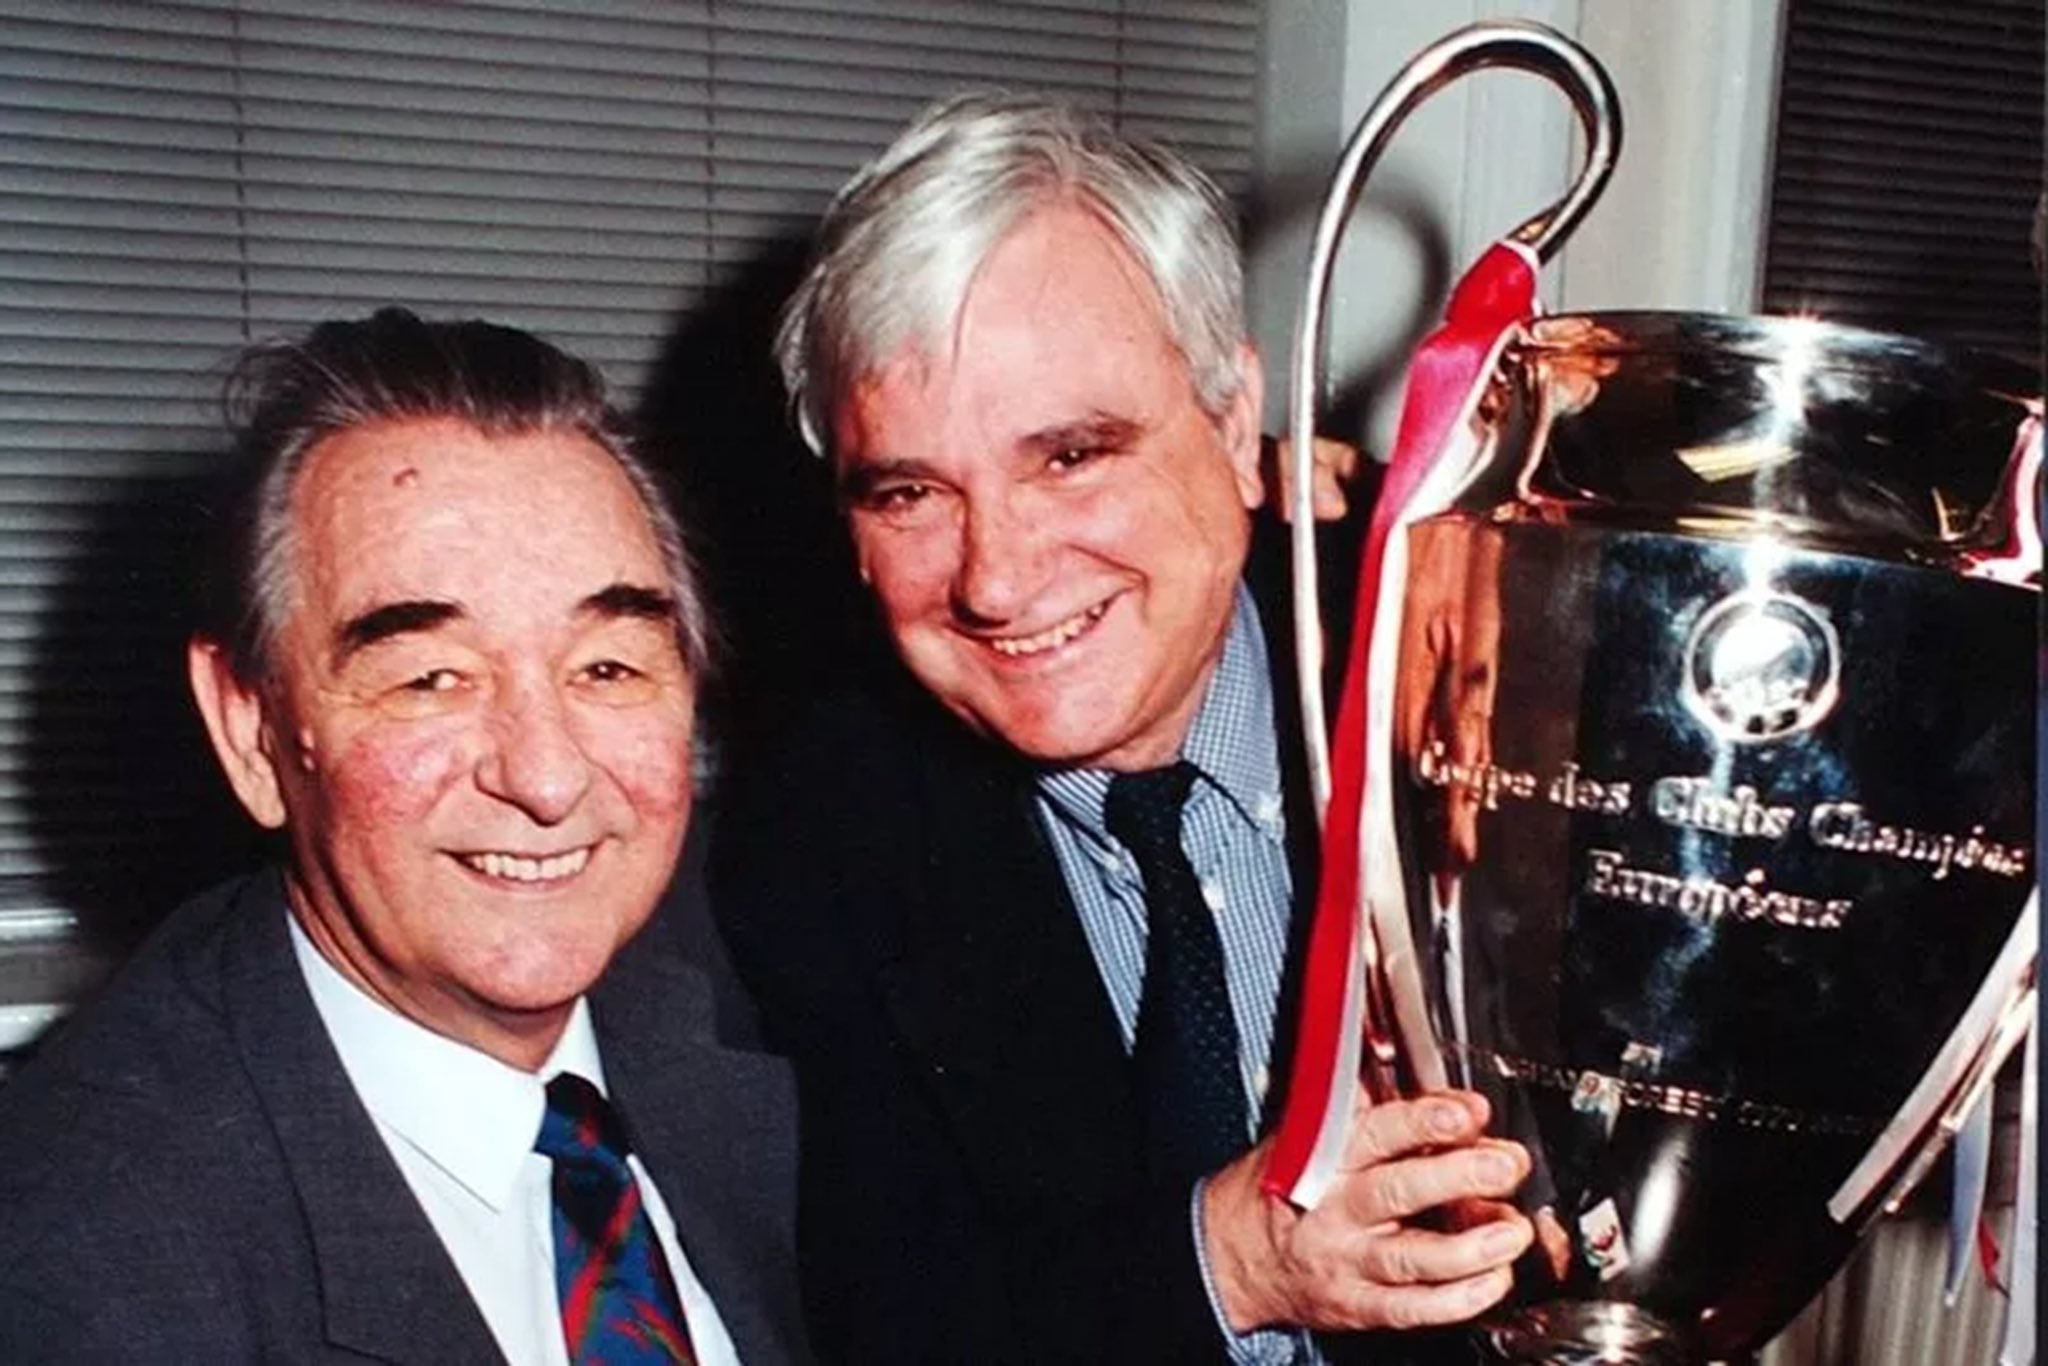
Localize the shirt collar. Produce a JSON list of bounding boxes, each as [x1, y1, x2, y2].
[[1037, 582, 1283, 838], [289, 912, 606, 1212]]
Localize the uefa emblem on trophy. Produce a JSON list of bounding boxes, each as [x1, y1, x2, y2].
[[1267, 22, 2039, 1365]]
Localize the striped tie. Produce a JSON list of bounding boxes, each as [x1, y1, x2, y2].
[[535, 1072, 697, 1364]]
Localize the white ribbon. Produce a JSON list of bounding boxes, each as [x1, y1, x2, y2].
[[1999, 1014, 2036, 1365], [1945, 1083, 1991, 1305]]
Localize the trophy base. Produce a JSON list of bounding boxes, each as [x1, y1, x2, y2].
[[1481, 1301, 1692, 1364]]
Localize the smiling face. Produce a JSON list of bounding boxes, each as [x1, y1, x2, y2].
[[834, 203, 1264, 772], [189, 417, 696, 1069]]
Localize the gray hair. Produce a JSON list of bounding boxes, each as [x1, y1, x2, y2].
[[776, 92, 1248, 456], [208, 306, 714, 683]]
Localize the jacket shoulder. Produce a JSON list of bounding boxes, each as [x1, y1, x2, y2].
[[0, 875, 303, 1319]]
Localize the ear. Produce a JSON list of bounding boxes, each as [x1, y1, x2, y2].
[[187, 637, 289, 830], [1219, 342, 1266, 510]]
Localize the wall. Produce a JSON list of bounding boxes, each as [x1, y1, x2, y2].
[[1249, 0, 1782, 448]]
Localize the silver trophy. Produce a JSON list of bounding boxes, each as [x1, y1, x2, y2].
[[1279, 22, 2039, 1365]]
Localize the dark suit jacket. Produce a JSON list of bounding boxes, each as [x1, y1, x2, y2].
[[0, 870, 811, 1364], [710, 538, 1454, 1364]]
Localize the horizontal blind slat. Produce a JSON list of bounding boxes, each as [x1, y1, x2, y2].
[[1763, 0, 2042, 361], [0, 0, 1261, 925]]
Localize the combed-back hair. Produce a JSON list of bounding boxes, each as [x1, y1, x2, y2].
[[203, 306, 713, 682], [776, 91, 1248, 456]]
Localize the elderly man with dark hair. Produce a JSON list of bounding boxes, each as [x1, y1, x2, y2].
[[0, 308, 809, 1364], [713, 95, 1532, 1364]]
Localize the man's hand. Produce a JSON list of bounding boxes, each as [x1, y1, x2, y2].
[[1202, 1089, 1532, 1334], [1262, 435, 1363, 522]]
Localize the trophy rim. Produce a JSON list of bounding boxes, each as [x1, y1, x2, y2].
[[1491, 309, 2042, 571], [1522, 309, 2041, 402]]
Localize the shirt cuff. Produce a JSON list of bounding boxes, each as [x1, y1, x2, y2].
[[1189, 1176, 1318, 1365]]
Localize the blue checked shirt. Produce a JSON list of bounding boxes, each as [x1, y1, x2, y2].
[[1036, 585, 1317, 1365]]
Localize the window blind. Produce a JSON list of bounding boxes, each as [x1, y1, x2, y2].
[[1758, 12, 2037, 1366], [0, 0, 1261, 944], [1761, 0, 2044, 363]]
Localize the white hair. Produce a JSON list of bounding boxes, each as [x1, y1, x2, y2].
[[776, 92, 1248, 456]]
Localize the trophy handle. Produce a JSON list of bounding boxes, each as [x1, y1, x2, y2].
[[1287, 19, 1621, 815], [1827, 890, 2039, 1225]]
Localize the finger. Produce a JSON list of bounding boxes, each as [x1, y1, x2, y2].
[[1340, 1264, 1516, 1332], [1340, 1090, 1491, 1169], [1358, 1212, 1533, 1286], [1343, 1142, 1530, 1226], [1312, 436, 1361, 484], [1532, 1204, 1573, 1282], [1436, 1195, 1521, 1234], [1311, 467, 1349, 520], [1265, 435, 1365, 522], [1310, 437, 1361, 520]]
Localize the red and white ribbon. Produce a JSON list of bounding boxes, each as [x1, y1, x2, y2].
[[1267, 240, 1540, 1206]]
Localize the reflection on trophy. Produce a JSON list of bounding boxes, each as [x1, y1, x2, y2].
[[1268, 22, 2039, 1365]]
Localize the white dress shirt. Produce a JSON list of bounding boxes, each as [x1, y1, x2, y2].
[[290, 916, 740, 1366]]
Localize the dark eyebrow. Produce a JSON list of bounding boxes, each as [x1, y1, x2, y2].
[[329, 583, 673, 671], [582, 582, 677, 624], [1019, 415, 1142, 456], [837, 457, 938, 503], [836, 414, 1145, 503], [333, 600, 462, 668]]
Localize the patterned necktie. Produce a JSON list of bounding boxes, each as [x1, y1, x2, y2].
[[534, 1072, 697, 1365], [1104, 762, 1251, 1189]]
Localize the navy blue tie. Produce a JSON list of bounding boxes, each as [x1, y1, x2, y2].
[[1105, 762, 1251, 1189]]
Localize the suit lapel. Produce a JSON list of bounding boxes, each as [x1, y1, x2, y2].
[[864, 545, 1336, 1205], [592, 924, 809, 1365], [871, 708, 1141, 1217], [219, 875, 500, 1365]]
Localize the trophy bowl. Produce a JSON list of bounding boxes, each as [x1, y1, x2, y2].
[[1388, 310, 2037, 1361]]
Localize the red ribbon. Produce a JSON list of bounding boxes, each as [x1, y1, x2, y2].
[[1266, 241, 1540, 1204]]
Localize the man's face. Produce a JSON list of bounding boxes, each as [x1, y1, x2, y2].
[[833, 204, 1263, 772], [192, 417, 696, 1068]]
